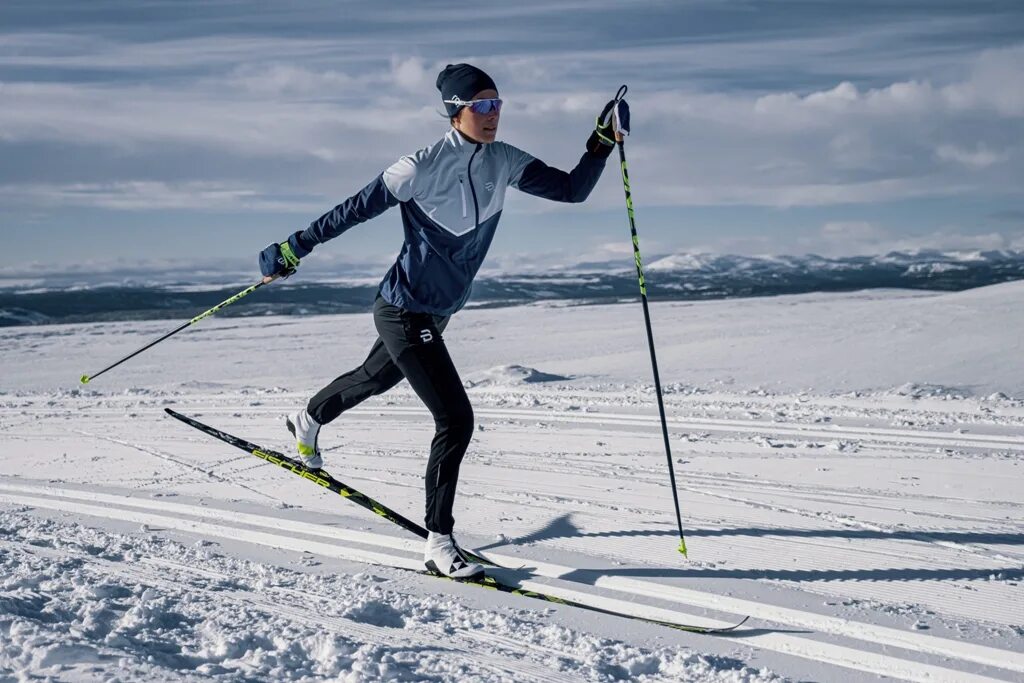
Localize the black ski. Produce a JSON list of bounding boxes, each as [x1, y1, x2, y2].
[[164, 408, 491, 567], [165, 408, 748, 635]]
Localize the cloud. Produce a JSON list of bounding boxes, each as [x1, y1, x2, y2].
[[935, 144, 1009, 169], [0, 181, 325, 212], [1, 4, 1023, 268], [943, 44, 1024, 116], [0, 75, 437, 170], [390, 56, 432, 92], [2, 27, 1023, 213], [618, 47, 1022, 208], [0, 33, 355, 72], [800, 221, 1023, 257], [747, 46, 1024, 122], [225, 63, 358, 97], [885, 230, 1015, 253]]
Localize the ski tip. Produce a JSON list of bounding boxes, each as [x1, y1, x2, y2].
[[79, 374, 90, 385], [678, 539, 688, 557]]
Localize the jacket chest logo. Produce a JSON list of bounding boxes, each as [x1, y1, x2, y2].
[[484, 181, 495, 192]]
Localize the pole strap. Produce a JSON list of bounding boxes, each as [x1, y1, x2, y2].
[[279, 241, 301, 269]]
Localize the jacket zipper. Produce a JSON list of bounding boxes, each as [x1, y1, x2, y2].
[[458, 175, 468, 219], [467, 144, 481, 229]]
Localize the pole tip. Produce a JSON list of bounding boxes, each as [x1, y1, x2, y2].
[[79, 374, 90, 385], [678, 539, 688, 557]]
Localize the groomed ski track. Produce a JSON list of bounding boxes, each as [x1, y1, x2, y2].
[[2, 482, 1022, 683], [3, 377, 1024, 681]]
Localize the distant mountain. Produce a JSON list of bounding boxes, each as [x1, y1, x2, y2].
[[3, 249, 1023, 327], [629, 249, 1024, 292], [644, 249, 1024, 274]]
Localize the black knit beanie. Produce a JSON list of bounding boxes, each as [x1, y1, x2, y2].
[[436, 63, 497, 117]]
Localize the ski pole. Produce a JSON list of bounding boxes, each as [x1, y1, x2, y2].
[[611, 85, 688, 557], [79, 272, 286, 385]]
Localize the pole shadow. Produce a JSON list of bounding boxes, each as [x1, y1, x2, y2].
[[488, 513, 1024, 548]]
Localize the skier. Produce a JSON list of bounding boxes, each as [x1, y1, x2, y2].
[[259, 63, 628, 579]]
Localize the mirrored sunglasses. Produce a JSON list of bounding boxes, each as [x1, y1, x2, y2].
[[444, 97, 503, 115]]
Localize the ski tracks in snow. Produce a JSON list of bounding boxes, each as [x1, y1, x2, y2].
[[2, 387, 1023, 681], [0, 490, 778, 683], [1, 482, 1022, 682]]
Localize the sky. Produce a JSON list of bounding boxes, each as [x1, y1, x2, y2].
[[1, 0, 1023, 275]]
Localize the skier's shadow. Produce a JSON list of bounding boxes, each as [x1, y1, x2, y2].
[[477, 513, 582, 550], [485, 513, 1024, 583], [557, 564, 1024, 584], [485, 512, 1024, 548], [482, 516, 813, 636]]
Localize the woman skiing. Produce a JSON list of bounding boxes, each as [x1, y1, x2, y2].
[[259, 63, 629, 579]]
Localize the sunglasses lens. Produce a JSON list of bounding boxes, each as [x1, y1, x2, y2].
[[470, 98, 502, 114]]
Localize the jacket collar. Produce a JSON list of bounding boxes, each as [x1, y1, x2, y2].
[[445, 128, 483, 158]]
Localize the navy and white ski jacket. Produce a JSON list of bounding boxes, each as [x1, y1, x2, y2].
[[290, 128, 611, 315]]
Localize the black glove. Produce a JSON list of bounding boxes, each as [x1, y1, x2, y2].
[[258, 232, 308, 278], [587, 98, 630, 157]]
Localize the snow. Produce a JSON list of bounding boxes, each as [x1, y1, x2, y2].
[[0, 508, 778, 682], [1, 283, 1023, 681], [464, 364, 573, 387]]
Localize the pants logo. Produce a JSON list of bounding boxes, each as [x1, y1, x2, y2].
[[419, 329, 433, 343], [484, 181, 495, 192]]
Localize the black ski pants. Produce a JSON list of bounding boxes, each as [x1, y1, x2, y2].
[[306, 293, 472, 535]]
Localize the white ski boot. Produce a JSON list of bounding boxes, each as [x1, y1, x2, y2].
[[423, 532, 484, 579], [285, 409, 323, 470]]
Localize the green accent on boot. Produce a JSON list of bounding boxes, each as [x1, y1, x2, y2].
[[297, 441, 316, 457]]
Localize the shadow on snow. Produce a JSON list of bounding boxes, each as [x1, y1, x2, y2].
[[486, 513, 1024, 583]]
